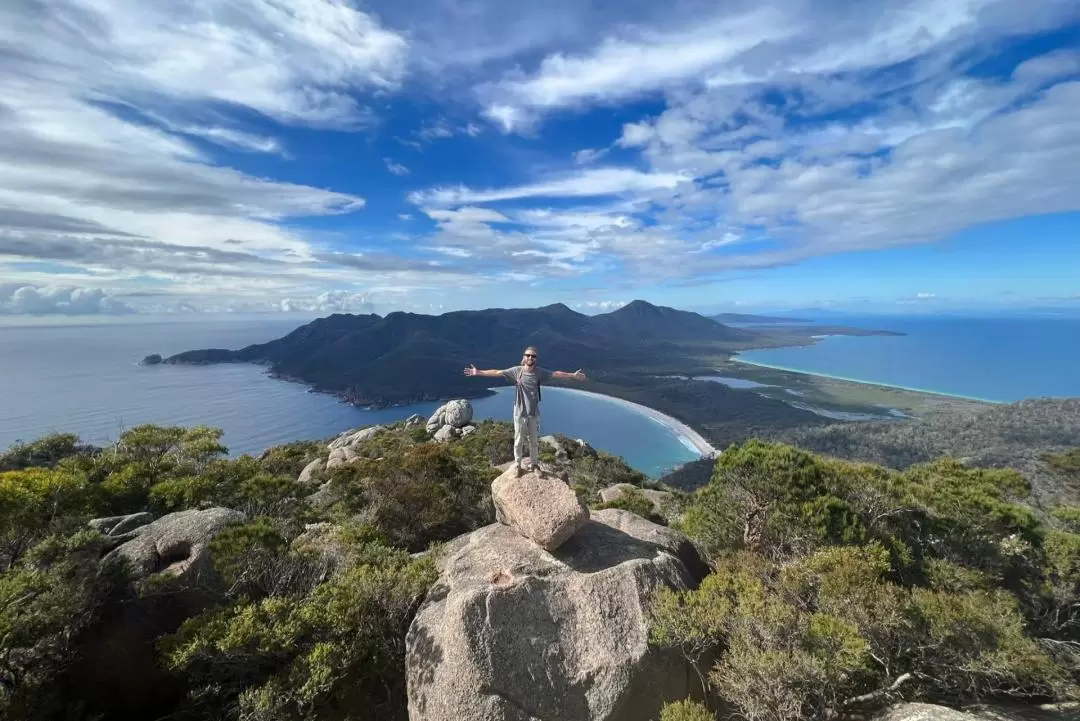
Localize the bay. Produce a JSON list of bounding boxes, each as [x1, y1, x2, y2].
[[0, 318, 700, 477], [739, 316, 1080, 403]]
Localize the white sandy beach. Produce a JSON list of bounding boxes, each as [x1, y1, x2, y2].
[[553, 387, 718, 458]]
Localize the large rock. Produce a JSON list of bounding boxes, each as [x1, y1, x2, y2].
[[326, 445, 359, 470], [492, 465, 589, 551], [405, 512, 708, 721], [89, 511, 155, 537], [433, 425, 460, 443], [297, 457, 324, 485], [104, 507, 245, 584], [591, 509, 710, 585], [599, 484, 675, 516], [427, 399, 474, 432], [71, 508, 246, 718], [405, 413, 426, 428], [328, 424, 385, 450]]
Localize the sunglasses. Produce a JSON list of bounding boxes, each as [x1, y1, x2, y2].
[[524, 354, 537, 358]]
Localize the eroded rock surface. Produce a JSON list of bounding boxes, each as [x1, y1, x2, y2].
[[406, 510, 708, 721]]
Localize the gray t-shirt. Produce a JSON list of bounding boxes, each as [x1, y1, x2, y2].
[[501, 365, 553, 417]]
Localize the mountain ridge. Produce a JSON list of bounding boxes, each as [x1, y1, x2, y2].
[[164, 300, 759, 407]]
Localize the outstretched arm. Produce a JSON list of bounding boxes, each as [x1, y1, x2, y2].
[[552, 369, 587, 381], [464, 364, 504, 378]]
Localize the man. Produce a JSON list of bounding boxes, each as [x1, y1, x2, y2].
[[464, 347, 587, 477]]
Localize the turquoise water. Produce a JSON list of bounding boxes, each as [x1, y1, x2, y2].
[[0, 319, 700, 477], [739, 316, 1080, 403]]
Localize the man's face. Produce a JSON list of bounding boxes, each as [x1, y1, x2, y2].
[[523, 350, 537, 366]]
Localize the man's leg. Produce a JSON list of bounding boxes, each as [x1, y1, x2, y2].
[[513, 414, 527, 476], [528, 415, 541, 472]]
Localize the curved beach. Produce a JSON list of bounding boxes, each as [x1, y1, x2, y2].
[[550, 387, 718, 458]]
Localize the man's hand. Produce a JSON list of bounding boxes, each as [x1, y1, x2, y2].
[[573, 369, 587, 381], [464, 364, 478, 377]]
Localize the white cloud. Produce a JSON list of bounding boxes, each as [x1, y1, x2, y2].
[[410, 167, 688, 206], [385, 159, 411, 176], [281, 290, 379, 314], [0, 0, 426, 310], [0, 284, 135, 315], [147, 115, 285, 154], [572, 300, 628, 312], [422, 207, 511, 224], [618, 122, 655, 148], [0, 0, 409, 128], [398, 214, 413, 221], [477, 0, 1080, 131], [573, 148, 610, 165], [479, 7, 792, 127]]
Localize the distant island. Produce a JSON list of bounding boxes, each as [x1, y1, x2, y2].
[[710, 312, 813, 323]]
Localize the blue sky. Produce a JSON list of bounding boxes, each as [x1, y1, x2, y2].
[[0, 0, 1078, 317]]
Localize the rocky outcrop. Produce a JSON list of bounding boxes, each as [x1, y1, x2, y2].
[[405, 510, 708, 721], [141, 354, 162, 365], [104, 507, 245, 584], [89, 511, 154, 537], [405, 413, 426, 428], [297, 457, 324, 485], [491, 465, 589, 551], [599, 484, 674, 516], [590, 509, 710, 582], [433, 425, 459, 443], [328, 424, 385, 450], [327, 445, 359, 470], [427, 399, 474, 434], [541, 434, 598, 462], [72, 508, 246, 718]]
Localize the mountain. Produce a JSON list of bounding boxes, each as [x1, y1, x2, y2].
[[165, 300, 759, 406]]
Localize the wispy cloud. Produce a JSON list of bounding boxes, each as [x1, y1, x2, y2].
[[385, 159, 411, 176], [410, 167, 688, 206]]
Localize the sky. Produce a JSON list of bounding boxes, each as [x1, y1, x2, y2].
[[1, 0, 1079, 318]]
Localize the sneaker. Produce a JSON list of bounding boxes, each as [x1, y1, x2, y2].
[[514, 463, 525, 478]]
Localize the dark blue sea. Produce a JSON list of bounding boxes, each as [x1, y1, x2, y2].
[[739, 316, 1080, 402], [0, 318, 700, 477]]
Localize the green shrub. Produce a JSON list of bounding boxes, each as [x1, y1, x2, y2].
[[162, 546, 435, 721], [593, 487, 663, 523], [0, 467, 89, 568], [677, 441, 884, 560], [660, 699, 714, 721], [326, 442, 494, 551], [0, 531, 126, 719], [1050, 505, 1080, 534], [0, 433, 83, 471], [258, 440, 323, 478], [1043, 448, 1080, 477]]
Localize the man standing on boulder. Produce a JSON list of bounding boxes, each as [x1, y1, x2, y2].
[[464, 347, 586, 477]]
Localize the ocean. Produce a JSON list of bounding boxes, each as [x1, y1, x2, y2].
[[738, 316, 1080, 402], [0, 318, 700, 477]]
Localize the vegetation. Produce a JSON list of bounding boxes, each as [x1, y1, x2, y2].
[[5, 414, 1080, 721], [0, 420, 650, 720], [652, 440, 1080, 720], [778, 398, 1080, 506]]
